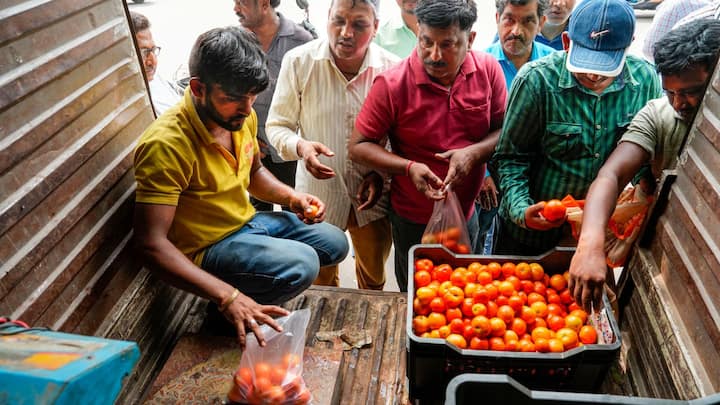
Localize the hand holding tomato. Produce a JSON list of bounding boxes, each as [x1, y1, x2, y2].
[[542, 199, 567, 222], [525, 201, 565, 231], [289, 192, 326, 224]]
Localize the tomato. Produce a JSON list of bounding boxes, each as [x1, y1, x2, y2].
[[489, 337, 506, 351], [471, 315, 491, 338], [531, 326, 552, 342], [295, 387, 312, 405], [282, 353, 301, 370], [471, 302, 487, 317], [445, 307, 462, 322], [427, 312, 447, 330], [254, 362, 272, 381], [569, 309, 589, 324], [549, 274, 567, 291], [518, 339, 536, 352], [415, 258, 434, 273], [565, 314, 584, 332], [413, 315, 430, 334], [498, 281, 515, 297], [432, 264, 453, 282], [520, 306, 535, 323], [515, 262, 531, 280], [530, 301, 549, 318], [437, 325, 451, 338], [501, 262, 516, 278], [462, 324, 476, 341], [234, 367, 254, 393], [547, 314, 566, 332], [443, 286, 465, 308], [269, 366, 287, 385], [470, 337, 489, 350], [445, 227, 461, 241], [486, 262, 502, 279], [460, 298, 475, 317], [530, 263, 545, 281], [507, 295, 524, 313], [456, 243, 470, 254], [429, 297, 446, 313], [414, 270, 432, 288], [415, 286, 437, 305], [548, 338, 565, 353], [496, 305, 515, 324], [476, 270, 493, 286], [556, 327, 579, 349], [449, 318, 465, 334], [511, 318, 527, 336], [305, 204, 319, 220], [489, 317, 507, 337], [413, 297, 430, 316], [446, 333, 468, 349], [542, 199, 567, 222], [450, 269, 468, 287], [579, 325, 598, 344]]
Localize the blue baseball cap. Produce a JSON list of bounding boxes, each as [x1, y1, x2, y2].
[[566, 0, 635, 77]]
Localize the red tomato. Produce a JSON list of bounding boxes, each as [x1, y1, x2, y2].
[[542, 199, 567, 222], [415, 258, 434, 273]]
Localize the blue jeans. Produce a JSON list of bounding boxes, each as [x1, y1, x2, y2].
[[474, 202, 498, 254], [389, 209, 479, 292], [201, 211, 349, 305]]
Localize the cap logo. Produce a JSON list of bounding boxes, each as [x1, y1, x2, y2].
[[590, 30, 610, 40]]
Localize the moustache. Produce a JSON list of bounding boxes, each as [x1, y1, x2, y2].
[[504, 35, 526, 43], [423, 60, 447, 68]]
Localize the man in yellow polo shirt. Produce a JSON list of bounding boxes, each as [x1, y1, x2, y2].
[[133, 27, 348, 349]]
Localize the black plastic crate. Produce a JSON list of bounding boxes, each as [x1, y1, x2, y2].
[[445, 374, 720, 405], [406, 245, 621, 403]]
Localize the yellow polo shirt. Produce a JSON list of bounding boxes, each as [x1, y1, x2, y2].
[[134, 89, 259, 264]]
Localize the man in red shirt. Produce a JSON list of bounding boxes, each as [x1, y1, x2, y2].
[[348, 0, 507, 291]]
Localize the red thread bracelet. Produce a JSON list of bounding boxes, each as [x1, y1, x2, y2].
[[405, 160, 416, 177]]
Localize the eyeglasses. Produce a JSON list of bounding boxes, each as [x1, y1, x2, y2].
[[139, 46, 161, 59]]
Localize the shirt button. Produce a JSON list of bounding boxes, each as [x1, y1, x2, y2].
[[595, 124, 601, 130], [594, 153, 600, 158]]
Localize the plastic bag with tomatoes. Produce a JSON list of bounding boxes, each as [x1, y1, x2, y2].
[[566, 186, 652, 268], [420, 188, 472, 254], [228, 309, 312, 405]]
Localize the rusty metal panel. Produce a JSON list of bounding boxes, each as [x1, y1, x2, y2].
[[622, 59, 720, 398], [0, 0, 201, 402]]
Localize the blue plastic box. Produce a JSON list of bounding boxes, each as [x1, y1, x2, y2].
[[0, 326, 140, 405]]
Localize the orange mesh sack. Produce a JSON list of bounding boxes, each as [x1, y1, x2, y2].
[[420, 188, 472, 254], [228, 309, 312, 405]]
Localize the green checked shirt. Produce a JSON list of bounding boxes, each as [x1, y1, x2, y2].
[[495, 51, 662, 252]]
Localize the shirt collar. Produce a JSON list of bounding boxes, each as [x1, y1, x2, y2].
[[182, 87, 218, 146], [276, 12, 295, 37], [315, 39, 389, 74], [558, 52, 639, 94], [409, 49, 477, 86]]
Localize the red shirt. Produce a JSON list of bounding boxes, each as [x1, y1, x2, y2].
[[355, 50, 507, 224]]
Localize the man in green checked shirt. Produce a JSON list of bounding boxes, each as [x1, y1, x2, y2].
[[493, 0, 662, 255]]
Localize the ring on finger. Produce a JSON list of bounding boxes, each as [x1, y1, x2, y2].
[[249, 319, 258, 327]]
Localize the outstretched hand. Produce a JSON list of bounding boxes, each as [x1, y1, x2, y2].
[[297, 139, 336, 179], [222, 292, 289, 350]]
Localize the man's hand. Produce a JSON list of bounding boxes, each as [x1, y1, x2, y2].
[[289, 192, 327, 223], [525, 201, 565, 230], [407, 161, 445, 201], [222, 292, 289, 350], [435, 148, 477, 189], [477, 175, 499, 210], [567, 244, 607, 312], [297, 139, 335, 179], [356, 171, 384, 211]]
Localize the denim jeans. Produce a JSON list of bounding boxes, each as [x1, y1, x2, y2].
[[389, 208, 479, 292], [473, 202, 498, 254], [201, 211, 349, 305]]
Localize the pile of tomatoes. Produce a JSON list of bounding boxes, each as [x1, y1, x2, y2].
[[412, 259, 598, 352], [228, 353, 311, 405]]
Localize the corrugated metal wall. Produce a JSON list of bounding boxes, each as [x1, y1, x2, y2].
[[621, 60, 720, 399], [0, 1, 202, 402]]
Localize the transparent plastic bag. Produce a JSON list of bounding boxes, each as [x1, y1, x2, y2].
[[420, 188, 471, 254], [228, 309, 312, 405]]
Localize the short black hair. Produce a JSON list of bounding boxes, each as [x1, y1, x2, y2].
[[495, 0, 548, 20], [654, 19, 720, 77], [270, 0, 281, 8], [188, 27, 269, 95], [130, 11, 150, 32], [329, 0, 380, 18], [415, 0, 477, 32]]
